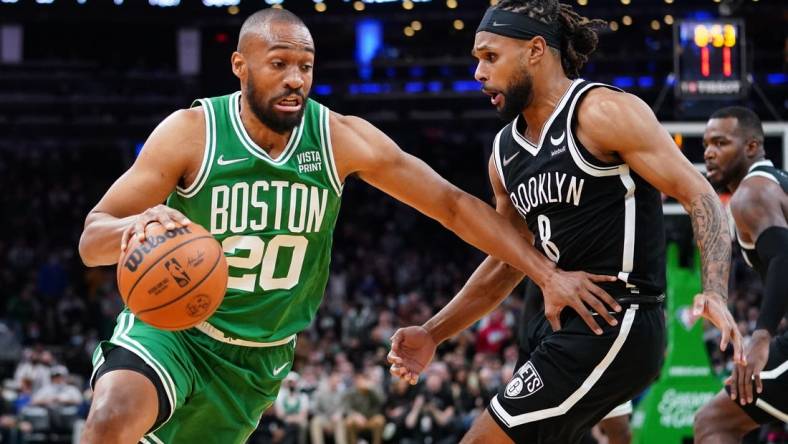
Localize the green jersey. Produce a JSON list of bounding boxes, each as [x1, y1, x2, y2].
[[167, 91, 342, 343]]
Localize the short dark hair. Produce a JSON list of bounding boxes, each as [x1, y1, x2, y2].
[[710, 106, 765, 144], [493, 0, 606, 78], [238, 8, 307, 50]]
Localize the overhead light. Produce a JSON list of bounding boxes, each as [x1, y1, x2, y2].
[[227, 5, 238, 14], [403, 0, 414, 9], [664, 0, 673, 3], [577, 0, 587, 5], [353, 0, 364, 11], [490, 0, 499, 5], [609, 20, 619, 31], [446, 0, 457, 8], [411, 20, 422, 31], [622, 15, 632, 26], [651, 20, 660, 30], [404, 26, 415, 37], [664, 15, 673, 25], [620, 0, 630, 5], [453, 19, 464, 30], [314, 2, 326, 12]]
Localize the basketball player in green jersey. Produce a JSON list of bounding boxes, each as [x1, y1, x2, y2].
[[77, 8, 622, 444]]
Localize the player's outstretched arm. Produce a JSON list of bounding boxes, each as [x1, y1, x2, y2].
[[575, 89, 743, 364], [78, 108, 203, 267], [727, 178, 788, 404]]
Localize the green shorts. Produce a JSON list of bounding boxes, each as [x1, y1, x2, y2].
[[91, 311, 296, 444]]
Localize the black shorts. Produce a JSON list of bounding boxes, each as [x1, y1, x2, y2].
[[488, 302, 665, 444], [724, 333, 788, 425], [91, 345, 171, 431]]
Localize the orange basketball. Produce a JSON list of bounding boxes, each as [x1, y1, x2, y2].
[[117, 223, 227, 331]]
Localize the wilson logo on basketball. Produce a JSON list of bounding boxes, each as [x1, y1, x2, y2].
[[504, 361, 544, 399], [124, 226, 193, 273]]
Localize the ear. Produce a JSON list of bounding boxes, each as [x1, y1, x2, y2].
[[526, 36, 549, 63], [744, 139, 761, 159], [231, 52, 245, 80]]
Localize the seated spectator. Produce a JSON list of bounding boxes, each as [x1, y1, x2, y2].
[[343, 372, 385, 444], [403, 373, 457, 444], [30, 365, 82, 408], [310, 372, 347, 444], [274, 372, 309, 444]]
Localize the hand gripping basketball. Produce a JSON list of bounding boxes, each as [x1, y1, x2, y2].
[[120, 204, 192, 252], [117, 207, 228, 331]]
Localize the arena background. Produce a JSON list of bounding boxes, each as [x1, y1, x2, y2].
[[0, 0, 786, 443]]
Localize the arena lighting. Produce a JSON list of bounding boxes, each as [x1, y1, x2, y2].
[[453, 80, 482, 92], [403, 0, 413, 9], [264, 0, 283, 4], [114, 0, 123, 4], [228, 5, 239, 14], [405, 82, 425, 93], [313, 84, 332, 95], [609, 20, 619, 31], [149, 0, 179, 6], [665, 0, 673, 3], [612, 76, 635, 88], [77, 0, 86, 4], [453, 19, 464, 30], [0, 0, 20, 4], [622, 15, 632, 26], [446, 0, 457, 8], [353, 1, 365, 10], [35, 0, 54, 4], [620, 0, 630, 4], [766, 73, 787, 85], [577, 0, 587, 5], [314, 1, 326, 12], [638, 76, 655, 88], [664, 15, 674, 25], [411, 20, 422, 31], [203, 0, 239, 6], [404, 26, 415, 36], [355, 19, 382, 80], [651, 20, 661, 30]]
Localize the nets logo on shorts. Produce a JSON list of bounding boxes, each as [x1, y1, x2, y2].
[[505, 361, 544, 399]]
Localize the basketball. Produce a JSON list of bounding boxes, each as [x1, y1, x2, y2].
[[117, 223, 227, 331]]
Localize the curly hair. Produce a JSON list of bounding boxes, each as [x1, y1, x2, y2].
[[494, 0, 606, 78]]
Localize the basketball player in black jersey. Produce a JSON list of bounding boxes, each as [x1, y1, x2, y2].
[[388, 1, 743, 443], [694, 107, 788, 442]]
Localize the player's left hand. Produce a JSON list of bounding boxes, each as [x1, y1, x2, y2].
[[726, 329, 770, 405], [691, 291, 745, 365]]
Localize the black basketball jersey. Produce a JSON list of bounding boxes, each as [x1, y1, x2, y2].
[[493, 79, 665, 297], [736, 159, 788, 276]]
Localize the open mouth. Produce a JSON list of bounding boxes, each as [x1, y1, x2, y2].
[[273, 95, 303, 113], [482, 88, 504, 107]]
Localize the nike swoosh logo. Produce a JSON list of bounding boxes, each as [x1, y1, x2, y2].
[[217, 155, 249, 166], [272, 363, 289, 376], [550, 132, 566, 146], [503, 151, 520, 167], [492, 21, 510, 27]]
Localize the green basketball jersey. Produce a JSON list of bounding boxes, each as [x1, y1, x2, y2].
[[167, 91, 342, 343]]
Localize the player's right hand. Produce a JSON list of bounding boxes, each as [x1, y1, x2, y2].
[[120, 204, 191, 252], [387, 326, 437, 385], [726, 329, 770, 405], [541, 270, 621, 335]]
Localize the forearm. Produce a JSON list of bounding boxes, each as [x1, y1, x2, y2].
[[446, 191, 554, 286], [755, 227, 788, 334], [686, 192, 731, 298], [423, 256, 525, 344], [78, 212, 135, 267]]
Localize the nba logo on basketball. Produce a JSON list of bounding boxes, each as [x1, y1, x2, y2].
[[164, 258, 192, 288], [505, 361, 543, 399]]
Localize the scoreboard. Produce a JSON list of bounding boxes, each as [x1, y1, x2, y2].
[[674, 19, 747, 99]]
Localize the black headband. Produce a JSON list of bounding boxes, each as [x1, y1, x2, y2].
[[476, 8, 561, 49]]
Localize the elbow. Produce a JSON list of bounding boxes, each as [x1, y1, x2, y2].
[[78, 233, 98, 267]]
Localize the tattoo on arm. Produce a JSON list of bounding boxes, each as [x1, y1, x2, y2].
[[689, 193, 731, 299]]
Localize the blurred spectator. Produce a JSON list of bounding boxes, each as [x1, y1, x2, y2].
[[309, 372, 347, 444], [30, 365, 82, 408], [402, 373, 458, 444], [274, 372, 309, 444], [343, 372, 385, 444], [14, 349, 54, 393]]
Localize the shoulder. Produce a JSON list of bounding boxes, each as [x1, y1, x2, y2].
[[146, 107, 205, 153], [328, 111, 400, 176], [730, 176, 782, 217], [576, 87, 652, 130]]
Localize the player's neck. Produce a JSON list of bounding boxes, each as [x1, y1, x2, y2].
[[730, 156, 766, 193], [238, 99, 293, 156], [519, 77, 573, 143]]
